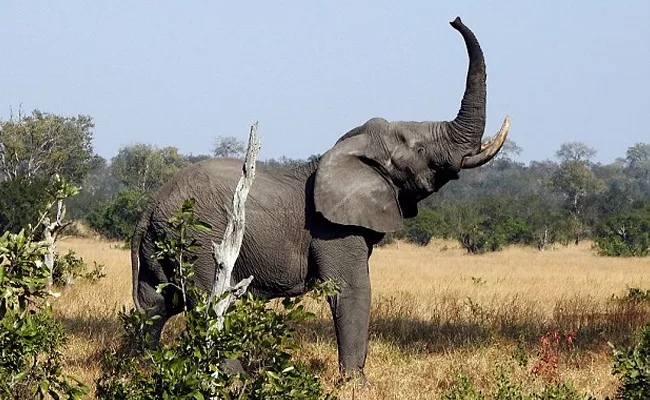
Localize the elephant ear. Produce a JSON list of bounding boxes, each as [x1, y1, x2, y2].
[[314, 134, 404, 233]]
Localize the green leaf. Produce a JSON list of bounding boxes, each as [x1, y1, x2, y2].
[[13, 369, 29, 382], [68, 374, 86, 385], [192, 391, 205, 400], [156, 283, 171, 293]]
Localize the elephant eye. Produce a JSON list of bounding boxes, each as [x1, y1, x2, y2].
[[417, 147, 426, 156]]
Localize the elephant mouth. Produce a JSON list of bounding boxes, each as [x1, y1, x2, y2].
[[398, 197, 419, 219], [398, 189, 430, 218], [413, 191, 430, 200]]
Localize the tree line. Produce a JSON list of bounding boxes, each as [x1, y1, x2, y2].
[[401, 139, 650, 256], [1, 109, 649, 256]]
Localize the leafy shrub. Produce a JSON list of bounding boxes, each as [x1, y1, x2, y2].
[[443, 370, 592, 400], [0, 230, 88, 399], [456, 217, 529, 254], [531, 382, 593, 400], [399, 194, 597, 253], [87, 188, 147, 242], [443, 372, 484, 399], [96, 199, 336, 399], [595, 208, 650, 257], [611, 326, 650, 399], [59, 220, 99, 239], [376, 232, 396, 247], [0, 177, 53, 234], [98, 292, 336, 399], [400, 208, 449, 246], [459, 215, 533, 254], [52, 249, 106, 286], [493, 217, 533, 247], [612, 287, 650, 303], [492, 370, 526, 400], [422, 197, 536, 254]]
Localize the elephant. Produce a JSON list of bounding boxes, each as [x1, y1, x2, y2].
[[131, 16, 510, 381]]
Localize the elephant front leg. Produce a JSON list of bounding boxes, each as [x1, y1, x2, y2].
[[327, 280, 371, 382]]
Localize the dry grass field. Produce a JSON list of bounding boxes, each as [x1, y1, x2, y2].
[[53, 238, 649, 399]]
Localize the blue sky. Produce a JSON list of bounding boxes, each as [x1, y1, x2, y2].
[[1, 1, 648, 164]]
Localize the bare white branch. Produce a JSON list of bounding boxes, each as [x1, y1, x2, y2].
[[208, 122, 261, 330], [41, 198, 69, 285]]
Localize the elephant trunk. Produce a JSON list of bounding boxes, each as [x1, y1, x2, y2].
[[448, 17, 487, 145], [445, 17, 510, 169]]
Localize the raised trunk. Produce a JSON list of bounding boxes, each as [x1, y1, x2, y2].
[[448, 17, 487, 144]]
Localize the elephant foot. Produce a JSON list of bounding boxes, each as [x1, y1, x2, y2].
[[338, 369, 371, 388]]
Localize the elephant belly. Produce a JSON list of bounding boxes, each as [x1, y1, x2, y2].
[[231, 203, 313, 298], [234, 238, 312, 298], [151, 157, 314, 299]]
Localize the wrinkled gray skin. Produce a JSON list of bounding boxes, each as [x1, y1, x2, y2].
[[132, 17, 510, 380]]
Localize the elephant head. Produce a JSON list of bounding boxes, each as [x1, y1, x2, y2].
[[314, 17, 510, 233]]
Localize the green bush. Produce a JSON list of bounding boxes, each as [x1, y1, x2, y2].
[[611, 326, 650, 399], [456, 215, 531, 254], [595, 208, 650, 257], [96, 199, 337, 399], [443, 370, 593, 400], [87, 188, 147, 242], [0, 177, 52, 234], [0, 230, 88, 399], [443, 372, 484, 399], [402, 194, 595, 253], [97, 292, 336, 399], [611, 287, 650, 303], [400, 208, 449, 246], [52, 249, 106, 286], [410, 197, 537, 254], [376, 232, 396, 247]]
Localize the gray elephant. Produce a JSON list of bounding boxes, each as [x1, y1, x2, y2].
[[131, 16, 510, 380]]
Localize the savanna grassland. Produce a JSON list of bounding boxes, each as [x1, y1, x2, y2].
[[54, 238, 649, 399]]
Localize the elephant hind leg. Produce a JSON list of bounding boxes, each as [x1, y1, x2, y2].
[[135, 280, 171, 347]]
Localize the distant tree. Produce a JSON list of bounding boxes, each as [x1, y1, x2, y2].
[[65, 155, 121, 221], [595, 201, 650, 257], [307, 153, 322, 163], [212, 135, 245, 158], [368, 139, 650, 253], [83, 156, 120, 196], [185, 153, 212, 163], [550, 142, 604, 244], [0, 177, 51, 233], [0, 109, 95, 184], [555, 141, 597, 164], [399, 208, 448, 246], [493, 139, 523, 163], [624, 143, 650, 174], [0, 109, 96, 234], [623, 143, 650, 197], [86, 188, 147, 242], [259, 156, 305, 172], [110, 144, 189, 192], [86, 145, 187, 241], [528, 160, 559, 184], [455, 197, 534, 253]]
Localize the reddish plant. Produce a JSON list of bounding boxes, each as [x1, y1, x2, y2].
[[530, 329, 577, 382]]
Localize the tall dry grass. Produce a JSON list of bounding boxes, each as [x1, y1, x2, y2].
[[53, 238, 650, 399]]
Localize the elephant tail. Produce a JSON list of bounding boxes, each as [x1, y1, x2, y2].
[[131, 200, 155, 311]]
